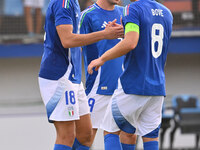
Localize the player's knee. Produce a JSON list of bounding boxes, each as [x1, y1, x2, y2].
[[77, 129, 93, 144], [120, 131, 137, 144], [57, 132, 75, 144]]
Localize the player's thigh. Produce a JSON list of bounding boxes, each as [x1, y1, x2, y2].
[[54, 121, 76, 145], [88, 93, 111, 129], [54, 121, 76, 137], [75, 114, 92, 136], [75, 114, 93, 146], [137, 96, 164, 136], [75, 83, 92, 138]]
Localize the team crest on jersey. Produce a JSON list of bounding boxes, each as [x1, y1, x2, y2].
[[68, 106, 74, 116], [101, 21, 108, 28]]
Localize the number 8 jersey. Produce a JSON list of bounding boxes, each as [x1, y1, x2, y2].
[[121, 0, 173, 96]]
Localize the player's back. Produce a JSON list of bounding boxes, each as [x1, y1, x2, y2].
[[121, 0, 173, 96]]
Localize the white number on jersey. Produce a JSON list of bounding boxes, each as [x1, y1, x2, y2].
[[151, 23, 164, 58]]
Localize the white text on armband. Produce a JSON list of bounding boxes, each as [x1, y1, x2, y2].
[[151, 9, 164, 17]]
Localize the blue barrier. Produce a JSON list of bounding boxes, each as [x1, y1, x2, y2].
[[0, 44, 44, 58], [0, 36, 199, 58], [168, 37, 200, 53]]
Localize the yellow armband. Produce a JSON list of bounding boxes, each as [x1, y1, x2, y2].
[[125, 22, 140, 35]]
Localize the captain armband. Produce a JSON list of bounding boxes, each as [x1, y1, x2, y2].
[[125, 22, 140, 35]]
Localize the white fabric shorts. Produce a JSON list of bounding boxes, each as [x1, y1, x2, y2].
[[38, 73, 90, 123], [24, 0, 45, 8], [101, 81, 164, 136], [87, 93, 111, 129]]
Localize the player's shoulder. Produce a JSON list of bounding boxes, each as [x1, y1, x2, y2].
[[80, 4, 97, 26], [129, 1, 140, 7], [50, 0, 69, 10], [81, 4, 98, 18], [155, 1, 173, 19], [114, 5, 124, 11]]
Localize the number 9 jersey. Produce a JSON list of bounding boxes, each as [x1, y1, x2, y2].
[[121, 0, 173, 96]]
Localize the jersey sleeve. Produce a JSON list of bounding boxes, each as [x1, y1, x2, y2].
[[123, 3, 140, 27], [53, 0, 73, 26]]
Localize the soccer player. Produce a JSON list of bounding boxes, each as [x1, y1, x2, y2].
[[79, 0, 137, 149], [88, 0, 173, 149], [38, 0, 123, 150]]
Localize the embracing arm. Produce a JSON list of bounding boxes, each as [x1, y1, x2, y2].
[[56, 20, 123, 48], [100, 31, 139, 62], [87, 31, 139, 74]]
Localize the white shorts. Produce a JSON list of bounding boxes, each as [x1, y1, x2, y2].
[[87, 93, 111, 129], [101, 82, 164, 136], [38, 73, 90, 123], [24, 0, 45, 8]]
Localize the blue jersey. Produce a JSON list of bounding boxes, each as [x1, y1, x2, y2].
[[39, 0, 82, 84], [121, 0, 173, 96], [79, 4, 124, 95]]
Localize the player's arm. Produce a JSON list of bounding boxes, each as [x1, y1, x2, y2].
[[88, 23, 139, 74], [56, 20, 124, 48]]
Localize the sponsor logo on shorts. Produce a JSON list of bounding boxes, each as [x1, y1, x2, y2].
[[68, 106, 74, 116]]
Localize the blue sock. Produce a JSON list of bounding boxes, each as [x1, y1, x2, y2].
[[77, 145, 90, 150], [143, 141, 159, 150], [72, 138, 81, 150], [104, 134, 122, 150], [121, 143, 136, 150], [54, 144, 72, 150], [72, 138, 90, 150]]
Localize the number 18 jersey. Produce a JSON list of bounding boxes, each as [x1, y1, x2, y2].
[[121, 0, 173, 96]]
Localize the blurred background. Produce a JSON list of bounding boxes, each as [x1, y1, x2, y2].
[[0, 0, 200, 149]]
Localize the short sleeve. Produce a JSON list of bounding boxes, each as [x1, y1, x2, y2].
[[123, 3, 140, 27], [53, 1, 73, 26]]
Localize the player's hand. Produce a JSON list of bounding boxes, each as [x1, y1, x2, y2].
[[104, 19, 124, 39], [87, 58, 105, 75]]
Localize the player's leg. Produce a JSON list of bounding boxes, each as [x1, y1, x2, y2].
[[38, 74, 82, 150], [54, 121, 75, 149], [100, 95, 123, 150], [120, 131, 137, 150], [73, 83, 93, 150], [35, 8, 43, 34], [138, 96, 164, 150], [35, 0, 44, 34], [24, 6, 34, 35], [142, 137, 159, 150], [24, 0, 34, 36], [142, 126, 160, 150], [104, 131, 122, 150], [72, 128, 97, 150], [74, 114, 93, 149], [87, 94, 112, 146], [101, 84, 139, 150]]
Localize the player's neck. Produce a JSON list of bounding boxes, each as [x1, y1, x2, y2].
[[96, 1, 115, 11]]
